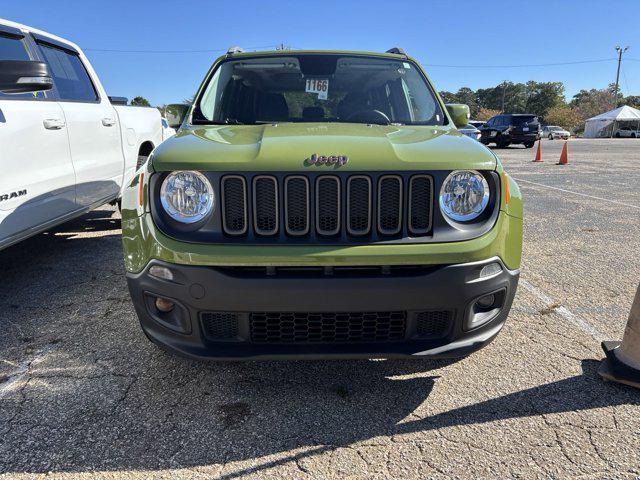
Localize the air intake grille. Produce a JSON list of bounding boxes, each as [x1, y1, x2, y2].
[[347, 176, 371, 235], [415, 311, 452, 339], [250, 311, 406, 344], [218, 173, 434, 240], [378, 176, 402, 235], [221, 176, 247, 235], [284, 176, 309, 235], [201, 312, 239, 340], [316, 176, 340, 236], [253, 176, 278, 235], [408, 175, 433, 235]]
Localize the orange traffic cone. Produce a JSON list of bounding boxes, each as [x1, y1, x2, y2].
[[533, 140, 543, 162], [557, 141, 568, 165]]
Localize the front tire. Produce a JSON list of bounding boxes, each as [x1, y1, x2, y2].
[[548, 134, 554, 140], [615, 132, 621, 138], [524, 141, 535, 148]]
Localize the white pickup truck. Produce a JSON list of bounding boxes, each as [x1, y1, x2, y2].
[[0, 18, 164, 250]]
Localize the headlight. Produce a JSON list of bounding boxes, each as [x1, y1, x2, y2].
[[439, 170, 490, 222], [160, 171, 214, 223]]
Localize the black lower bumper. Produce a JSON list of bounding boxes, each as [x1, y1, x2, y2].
[[126, 258, 519, 360]]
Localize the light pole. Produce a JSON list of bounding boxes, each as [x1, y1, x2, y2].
[[613, 45, 629, 108]]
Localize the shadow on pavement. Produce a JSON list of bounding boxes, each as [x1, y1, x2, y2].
[[1, 207, 638, 477]]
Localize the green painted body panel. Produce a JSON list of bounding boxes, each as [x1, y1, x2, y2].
[[121, 49, 523, 275], [152, 123, 496, 172]]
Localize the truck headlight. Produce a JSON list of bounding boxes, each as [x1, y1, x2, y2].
[[160, 171, 214, 223], [439, 170, 490, 222]]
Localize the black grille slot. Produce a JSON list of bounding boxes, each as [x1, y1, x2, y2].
[[378, 176, 402, 235], [315, 176, 340, 236], [253, 176, 278, 236], [285, 176, 309, 236], [201, 312, 240, 340], [221, 176, 247, 235], [408, 175, 433, 235], [250, 311, 406, 344], [415, 311, 452, 339], [347, 176, 371, 236]]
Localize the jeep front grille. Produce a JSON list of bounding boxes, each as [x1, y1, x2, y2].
[[219, 173, 434, 240]]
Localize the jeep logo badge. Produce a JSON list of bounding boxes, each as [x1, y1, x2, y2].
[[305, 153, 349, 167]]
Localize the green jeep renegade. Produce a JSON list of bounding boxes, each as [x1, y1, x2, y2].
[[121, 47, 523, 360]]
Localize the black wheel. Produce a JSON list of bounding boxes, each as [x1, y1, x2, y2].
[[632, 133, 636, 138], [524, 141, 535, 148], [548, 134, 553, 140], [615, 132, 621, 138], [496, 140, 510, 148]]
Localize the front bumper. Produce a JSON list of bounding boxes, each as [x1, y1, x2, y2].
[[126, 257, 519, 360]]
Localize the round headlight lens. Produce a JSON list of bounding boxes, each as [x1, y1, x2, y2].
[[439, 170, 490, 222], [160, 171, 214, 223]]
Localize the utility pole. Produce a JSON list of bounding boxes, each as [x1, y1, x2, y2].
[[614, 45, 629, 107], [501, 81, 507, 112]]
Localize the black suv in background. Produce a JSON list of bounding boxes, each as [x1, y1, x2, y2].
[[480, 114, 541, 148]]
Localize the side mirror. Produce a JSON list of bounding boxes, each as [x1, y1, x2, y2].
[[445, 104, 471, 129], [165, 104, 190, 129], [0, 60, 53, 94]]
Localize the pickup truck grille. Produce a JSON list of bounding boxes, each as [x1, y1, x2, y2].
[[220, 173, 433, 240]]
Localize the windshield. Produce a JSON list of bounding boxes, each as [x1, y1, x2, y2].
[[548, 126, 562, 131], [193, 54, 444, 126]]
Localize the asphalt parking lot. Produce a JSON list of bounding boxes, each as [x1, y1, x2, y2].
[[1, 138, 639, 479]]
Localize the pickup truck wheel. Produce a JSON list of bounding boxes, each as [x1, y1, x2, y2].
[[524, 141, 535, 148]]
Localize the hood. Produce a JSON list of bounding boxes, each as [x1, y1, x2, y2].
[[152, 123, 497, 172]]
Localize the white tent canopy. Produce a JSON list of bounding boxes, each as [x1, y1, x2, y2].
[[584, 105, 640, 138]]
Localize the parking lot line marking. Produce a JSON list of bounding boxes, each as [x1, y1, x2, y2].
[[513, 178, 640, 209], [520, 279, 605, 342]]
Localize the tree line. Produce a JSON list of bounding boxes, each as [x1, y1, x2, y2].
[[439, 82, 640, 132]]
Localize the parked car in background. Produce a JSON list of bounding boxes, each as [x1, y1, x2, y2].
[[0, 18, 163, 250], [469, 120, 485, 130], [480, 114, 540, 148], [459, 123, 481, 141], [614, 125, 640, 138], [542, 125, 570, 140]]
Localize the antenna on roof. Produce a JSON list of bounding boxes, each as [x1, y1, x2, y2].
[[385, 47, 406, 55], [226, 46, 244, 55]]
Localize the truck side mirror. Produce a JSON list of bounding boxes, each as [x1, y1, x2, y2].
[[445, 104, 471, 129], [165, 104, 190, 129], [0, 60, 53, 94]]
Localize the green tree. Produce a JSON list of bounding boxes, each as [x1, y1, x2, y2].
[[131, 96, 151, 107], [523, 81, 565, 120], [570, 88, 617, 121], [544, 106, 582, 131]]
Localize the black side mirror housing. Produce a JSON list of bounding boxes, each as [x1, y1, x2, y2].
[[0, 60, 53, 94], [165, 104, 190, 129]]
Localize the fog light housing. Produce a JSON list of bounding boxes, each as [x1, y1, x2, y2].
[[155, 297, 175, 312], [476, 293, 496, 309], [465, 289, 507, 331]]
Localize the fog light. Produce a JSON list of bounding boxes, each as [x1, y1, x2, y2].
[[155, 297, 175, 312], [476, 294, 495, 309], [149, 265, 174, 281], [479, 262, 502, 279]]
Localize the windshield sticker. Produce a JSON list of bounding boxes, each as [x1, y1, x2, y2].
[[402, 62, 411, 69], [305, 78, 329, 100]]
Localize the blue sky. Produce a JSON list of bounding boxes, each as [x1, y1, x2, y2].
[[2, 0, 638, 106]]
